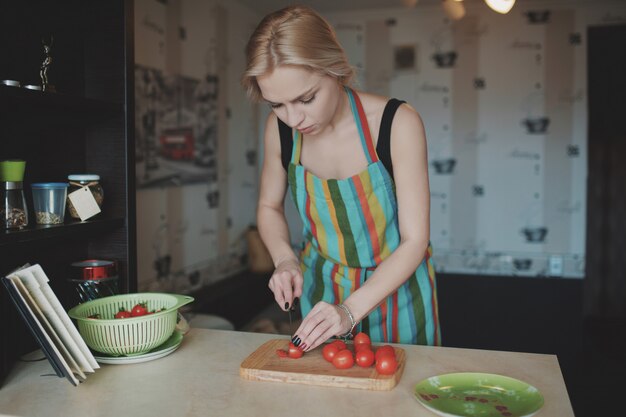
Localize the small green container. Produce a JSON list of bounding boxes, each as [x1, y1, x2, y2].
[[68, 293, 194, 356], [0, 160, 26, 182]]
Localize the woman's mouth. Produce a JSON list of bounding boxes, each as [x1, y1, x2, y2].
[[298, 125, 315, 134]]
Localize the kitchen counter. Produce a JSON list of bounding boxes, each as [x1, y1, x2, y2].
[[0, 328, 574, 417]]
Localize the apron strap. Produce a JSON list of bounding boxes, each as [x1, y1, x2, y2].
[[291, 128, 303, 165], [291, 87, 376, 166], [346, 87, 379, 164]]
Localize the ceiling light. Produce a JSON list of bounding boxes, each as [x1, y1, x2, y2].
[[442, 0, 466, 21], [484, 0, 516, 14]]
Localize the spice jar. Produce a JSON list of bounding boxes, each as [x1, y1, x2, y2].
[[1, 181, 29, 229], [67, 174, 103, 219], [1, 160, 29, 229]]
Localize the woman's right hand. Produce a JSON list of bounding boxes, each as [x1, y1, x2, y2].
[[268, 258, 303, 311]]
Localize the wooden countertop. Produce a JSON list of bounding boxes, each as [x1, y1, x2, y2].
[[0, 328, 574, 417]]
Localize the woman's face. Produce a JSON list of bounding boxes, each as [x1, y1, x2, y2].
[[257, 65, 343, 136]]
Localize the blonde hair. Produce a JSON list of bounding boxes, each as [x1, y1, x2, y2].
[[241, 5, 355, 102]]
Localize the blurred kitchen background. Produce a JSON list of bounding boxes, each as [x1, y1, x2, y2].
[[132, 1, 625, 415]]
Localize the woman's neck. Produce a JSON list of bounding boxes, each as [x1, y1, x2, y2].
[[316, 85, 352, 138]]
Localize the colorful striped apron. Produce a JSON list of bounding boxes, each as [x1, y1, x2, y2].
[[287, 88, 441, 346]]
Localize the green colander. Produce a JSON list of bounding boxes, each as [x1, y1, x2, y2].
[[67, 293, 194, 356]]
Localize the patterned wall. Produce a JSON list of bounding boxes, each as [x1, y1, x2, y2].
[[316, 1, 626, 278], [134, 0, 259, 292]]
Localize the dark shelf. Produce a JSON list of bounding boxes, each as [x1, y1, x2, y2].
[[0, 0, 135, 388], [0, 85, 122, 123], [0, 217, 125, 246]]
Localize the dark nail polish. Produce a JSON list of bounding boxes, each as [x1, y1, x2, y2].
[[294, 297, 299, 307], [291, 335, 298, 343], [284, 302, 290, 310], [301, 343, 307, 351], [293, 337, 301, 347]]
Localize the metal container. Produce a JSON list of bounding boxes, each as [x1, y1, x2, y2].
[[68, 259, 119, 305], [1, 80, 20, 87]]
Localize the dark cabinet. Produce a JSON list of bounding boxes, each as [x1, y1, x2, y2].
[[0, 0, 135, 385]]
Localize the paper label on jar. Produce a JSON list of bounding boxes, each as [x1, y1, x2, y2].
[[68, 187, 101, 221]]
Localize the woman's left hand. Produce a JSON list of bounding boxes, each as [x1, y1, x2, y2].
[[291, 301, 351, 351]]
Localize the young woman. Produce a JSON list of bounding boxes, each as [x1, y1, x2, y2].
[[242, 5, 440, 351]]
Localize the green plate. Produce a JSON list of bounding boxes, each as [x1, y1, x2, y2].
[[93, 331, 183, 364], [414, 373, 544, 417]]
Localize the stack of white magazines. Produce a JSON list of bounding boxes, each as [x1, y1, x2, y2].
[[2, 264, 99, 386]]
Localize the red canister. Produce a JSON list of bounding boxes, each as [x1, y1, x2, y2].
[[68, 260, 119, 305]]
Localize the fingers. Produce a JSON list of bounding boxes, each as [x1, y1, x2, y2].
[[292, 270, 304, 299], [304, 322, 335, 351], [292, 302, 344, 351], [288, 270, 303, 311], [269, 270, 289, 311], [268, 268, 300, 311], [282, 275, 294, 310]]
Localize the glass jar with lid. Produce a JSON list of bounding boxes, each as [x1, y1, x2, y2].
[[67, 174, 104, 219], [67, 259, 119, 305]]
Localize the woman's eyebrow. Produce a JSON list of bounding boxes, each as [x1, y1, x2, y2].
[[264, 87, 317, 106], [291, 87, 316, 102]]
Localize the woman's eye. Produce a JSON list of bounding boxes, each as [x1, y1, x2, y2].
[[269, 103, 282, 109], [300, 95, 315, 104]]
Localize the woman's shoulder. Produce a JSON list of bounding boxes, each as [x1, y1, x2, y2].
[[355, 89, 423, 131], [353, 90, 388, 114], [262, 111, 281, 151], [264, 110, 278, 126], [263, 111, 280, 136]]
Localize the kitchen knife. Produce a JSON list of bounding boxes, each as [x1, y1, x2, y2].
[[288, 297, 299, 336]]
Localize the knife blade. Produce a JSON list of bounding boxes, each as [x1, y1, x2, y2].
[[289, 297, 299, 337]]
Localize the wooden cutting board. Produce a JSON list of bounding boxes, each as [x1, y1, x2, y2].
[[240, 339, 406, 391]]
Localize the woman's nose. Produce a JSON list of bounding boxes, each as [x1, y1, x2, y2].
[[285, 106, 304, 128]]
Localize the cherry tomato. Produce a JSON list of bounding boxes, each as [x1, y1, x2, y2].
[[288, 342, 303, 359], [355, 348, 375, 367], [114, 309, 131, 319], [354, 332, 371, 346], [130, 303, 148, 317], [331, 340, 347, 351], [276, 349, 288, 358], [375, 345, 395, 361], [332, 349, 354, 369], [375, 354, 398, 375], [354, 342, 372, 352], [322, 343, 340, 362]]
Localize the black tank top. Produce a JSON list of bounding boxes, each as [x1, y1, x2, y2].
[[277, 98, 406, 181]]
